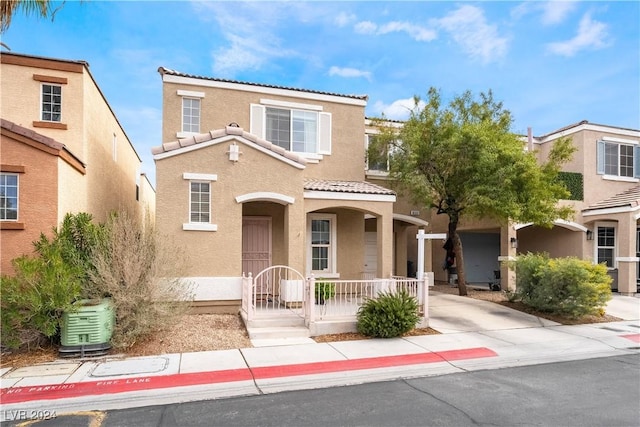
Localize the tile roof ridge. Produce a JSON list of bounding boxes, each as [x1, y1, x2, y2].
[[583, 184, 640, 211], [151, 126, 307, 166]]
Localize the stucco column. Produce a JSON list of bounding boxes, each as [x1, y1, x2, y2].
[[284, 202, 305, 274], [616, 215, 637, 295], [499, 223, 518, 291], [377, 205, 394, 278]]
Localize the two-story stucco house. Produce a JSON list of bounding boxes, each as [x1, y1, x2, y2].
[[152, 68, 431, 313], [427, 121, 639, 295], [0, 52, 155, 275]]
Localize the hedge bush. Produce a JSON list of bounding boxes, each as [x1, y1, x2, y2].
[[514, 253, 612, 318], [356, 290, 420, 338]]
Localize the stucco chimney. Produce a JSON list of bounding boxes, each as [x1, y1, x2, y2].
[[527, 127, 533, 151]]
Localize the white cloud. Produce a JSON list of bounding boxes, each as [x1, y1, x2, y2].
[[511, 1, 577, 25], [371, 98, 424, 121], [547, 12, 611, 57], [328, 66, 372, 81], [335, 11, 356, 27], [354, 20, 436, 42], [192, 2, 298, 76], [435, 5, 509, 64], [540, 1, 578, 25], [354, 20, 377, 35]]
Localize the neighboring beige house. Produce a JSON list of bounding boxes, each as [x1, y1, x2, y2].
[[426, 121, 639, 295], [0, 52, 155, 275], [152, 68, 431, 312]]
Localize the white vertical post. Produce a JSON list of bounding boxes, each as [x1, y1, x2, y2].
[[417, 229, 425, 281]]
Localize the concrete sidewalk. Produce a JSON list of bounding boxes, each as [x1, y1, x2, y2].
[[1, 293, 638, 421]]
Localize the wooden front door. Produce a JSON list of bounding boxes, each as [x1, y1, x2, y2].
[[242, 217, 272, 279]]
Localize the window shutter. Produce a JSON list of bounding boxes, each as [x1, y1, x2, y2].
[[318, 112, 332, 155], [250, 104, 265, 138], [596, 140, 605, 175], [635, 145, 640, 178]]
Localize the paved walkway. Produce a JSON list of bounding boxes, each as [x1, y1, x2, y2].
[[1, 293, 638, 421]]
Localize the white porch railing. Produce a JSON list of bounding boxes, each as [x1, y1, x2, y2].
[[242, 267, 430, 333]]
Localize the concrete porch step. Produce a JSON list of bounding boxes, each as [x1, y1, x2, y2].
[[250, 337, 317, 347], [246, 317, 306, 329], [247, 326, 310, 341]]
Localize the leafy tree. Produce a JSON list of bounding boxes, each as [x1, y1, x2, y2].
[[370, 88, 575, 295], [1, 0, 68, 33]]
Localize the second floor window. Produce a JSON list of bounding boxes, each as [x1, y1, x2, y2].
[[0, 173, 18, 221], [366, 134, 390, 172], [266, 107, 318, 153], [597, 140, 639, 179], [182, 98, 201, 133], [41, 84, 62, 122]]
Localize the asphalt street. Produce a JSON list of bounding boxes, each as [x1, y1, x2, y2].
[[7, 354, 638, 427]]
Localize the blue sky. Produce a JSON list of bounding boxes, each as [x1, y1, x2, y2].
[[3, 1, 639, 185]]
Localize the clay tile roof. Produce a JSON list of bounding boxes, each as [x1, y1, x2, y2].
[[583, 185, 640, 212], [1, 118, 64, 150], [151, 126, 307, 166], [304, 179, 396, 196], [157, 67, 368, 102]]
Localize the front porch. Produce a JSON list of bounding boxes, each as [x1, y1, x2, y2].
[[241, 266, 430, 340]]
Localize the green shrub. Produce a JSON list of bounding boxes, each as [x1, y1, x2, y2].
[[315, 280, 336, 303], [0, 227, 85, 350], [356, 290, 420, 338], [514, 253, 612, 318]]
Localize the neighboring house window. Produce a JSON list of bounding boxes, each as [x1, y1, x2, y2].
[[0, 173, 18, 221], [41, 84, 62, 122], [308, 213, 337, 276], [182, 98, 200, 133], [251, 102, 332, 156], [366, 134, 389, 172], [597, 140, 640, 179], [182, 173, 217, 231], [596, 224, 616, 268], [190, 181, 210, 223]]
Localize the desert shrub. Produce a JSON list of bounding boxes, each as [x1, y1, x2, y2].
[[0, 216, 91, 350], [88, 211, 194, 349], [514, 253, 612, 318], [357, 290, 420, 338]]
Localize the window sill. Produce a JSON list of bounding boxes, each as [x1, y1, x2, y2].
[[366, 170, 390, 179], [33, 121, 67, 130], [602, 175, 639, 183], [183, 223, 218, 231], [311, 272, 340, 279], [1, 222, 25, 230]]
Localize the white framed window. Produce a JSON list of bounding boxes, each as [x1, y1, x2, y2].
[[183, 172, 217, 231], [365, 133, 389, 172], [251, 102, 331, 157], [595, 222, 616, 269], [41, 84, 62, 122], [182, 98, 201, 133], [307, 213, 337, 276], [597, 140, 640, 179], [0, 173, 19, 221]]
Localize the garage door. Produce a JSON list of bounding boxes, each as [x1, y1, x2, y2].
[[459, 232, 500, 284]]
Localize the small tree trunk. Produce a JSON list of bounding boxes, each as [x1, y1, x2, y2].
[[448, 218, 468, 296]]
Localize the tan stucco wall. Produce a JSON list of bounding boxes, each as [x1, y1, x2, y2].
[[161, 81, 366, 182], [1, 137, 59, 274], [1, 53, 150, 228], [155, 138, 305, 277]]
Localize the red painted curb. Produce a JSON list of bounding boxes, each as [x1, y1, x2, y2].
[[622, 333, 640, 343], [0, 347, 496, 404]]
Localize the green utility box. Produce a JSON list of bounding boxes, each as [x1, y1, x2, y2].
[[60, 298, 115, 347]]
